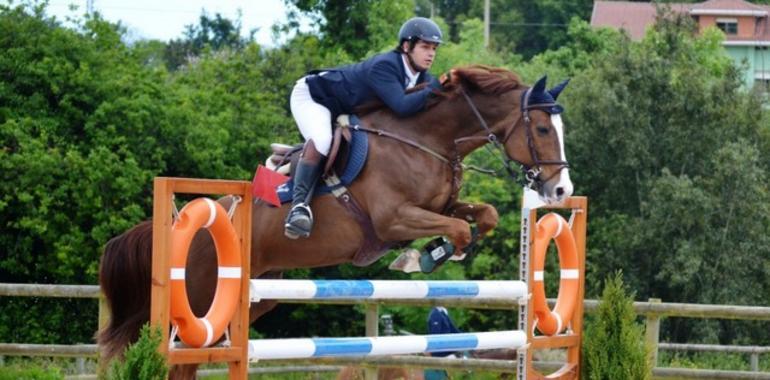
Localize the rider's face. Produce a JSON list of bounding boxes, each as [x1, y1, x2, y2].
[[406, 40, 438, 72]]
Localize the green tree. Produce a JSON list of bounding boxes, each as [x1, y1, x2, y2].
[[0, 2, 180, 343], [416, 0, 594, 58], [563, 8, 770, 345], [287, 0, 415, 59], [164, 11, 252, 70]]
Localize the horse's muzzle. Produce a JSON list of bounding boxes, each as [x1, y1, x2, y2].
[[539, 167, 573, 204]]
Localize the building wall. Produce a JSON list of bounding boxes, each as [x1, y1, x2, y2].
[[726, 45, 754, 86], [724, 45, 770, 88], [698, 15, 756, 38], [751, 46, 770, 94]]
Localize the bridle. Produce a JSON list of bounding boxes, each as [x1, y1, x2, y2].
[[456, 86, 570, 190]]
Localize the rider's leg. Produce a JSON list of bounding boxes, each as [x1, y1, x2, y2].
[[284, 141, 324, 238], [285, 76, 332, 239]]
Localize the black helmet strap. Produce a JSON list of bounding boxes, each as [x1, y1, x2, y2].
[[405, 50, 422, 73], [402, 38, 428, 73]]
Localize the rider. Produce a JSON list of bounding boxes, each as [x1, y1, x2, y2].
[[284, 17, 444, 239]]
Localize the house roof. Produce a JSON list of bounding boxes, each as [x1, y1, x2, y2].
[[591, 0, 770, 41], [691, 0, 764, 12], [591, 1, 689, 40]]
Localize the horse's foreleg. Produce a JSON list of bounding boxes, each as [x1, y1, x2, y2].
[[375, 205, 472, 249], [446, 201, 499, 238]]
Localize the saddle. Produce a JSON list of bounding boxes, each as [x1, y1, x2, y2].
[[263, 115, 404, 266], [265, 115, 355, 178]]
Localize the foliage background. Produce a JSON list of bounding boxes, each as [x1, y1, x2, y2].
[[1, 0, 768, 363]]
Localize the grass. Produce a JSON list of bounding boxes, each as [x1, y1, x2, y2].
[[657, 350, 770, 372]]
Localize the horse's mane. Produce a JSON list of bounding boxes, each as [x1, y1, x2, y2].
[[356, 64, 522, 115], [449, 64, 522, 95]]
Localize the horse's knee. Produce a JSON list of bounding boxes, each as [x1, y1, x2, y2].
[[477, 205, 499, 233]]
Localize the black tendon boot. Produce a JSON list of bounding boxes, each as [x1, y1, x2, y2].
[[284, 142, 324, 239]]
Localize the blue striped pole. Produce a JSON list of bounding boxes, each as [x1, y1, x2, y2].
[[249, 280, 526, 302], [248, 331, 526, 360]]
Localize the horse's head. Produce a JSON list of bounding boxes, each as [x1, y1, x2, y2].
[[441, 67, 573, 204], [511, 76, 573, 203]]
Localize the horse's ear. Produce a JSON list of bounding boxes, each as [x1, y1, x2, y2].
[[548, 79, 570, 101], [532, 75, 548, 94]]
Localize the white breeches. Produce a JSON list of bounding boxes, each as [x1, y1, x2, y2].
[[290, 77, 332, 156]]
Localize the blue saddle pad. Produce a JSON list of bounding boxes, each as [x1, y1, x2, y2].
[[277, 124, 368, 204]]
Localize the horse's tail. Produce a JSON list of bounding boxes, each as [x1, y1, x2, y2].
[[97, 220, 154, 361]]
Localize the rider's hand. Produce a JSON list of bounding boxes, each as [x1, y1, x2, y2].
[[427, 78, 444, 100], [439, 71, 451, 86]]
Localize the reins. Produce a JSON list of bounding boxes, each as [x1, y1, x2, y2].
[[349, 125, 451, 165]]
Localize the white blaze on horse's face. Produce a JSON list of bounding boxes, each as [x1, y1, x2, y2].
[[542, 114, 573, 203]]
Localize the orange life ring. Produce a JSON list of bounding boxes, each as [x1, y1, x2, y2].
[[532, 212, 579, 336], [169, 198, 241, 348]]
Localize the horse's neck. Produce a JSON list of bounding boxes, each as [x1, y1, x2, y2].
[[430, 93, 518, 158], [361, 92, 517, 159], [362, 110, 464, 158]]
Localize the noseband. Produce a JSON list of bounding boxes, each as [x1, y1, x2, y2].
[[458, 87, 570, 190]]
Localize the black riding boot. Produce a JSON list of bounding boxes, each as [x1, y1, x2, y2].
[[284, 143, 324, 239]]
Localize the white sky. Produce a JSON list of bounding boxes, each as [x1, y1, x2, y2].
[[44, 0, 312, 46]]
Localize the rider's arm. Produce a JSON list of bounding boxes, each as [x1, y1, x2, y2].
[[368, 60, 432, 117]]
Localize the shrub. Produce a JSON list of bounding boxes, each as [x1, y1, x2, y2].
[[582, 271, 651, 379], [108, 325, 168, 380]]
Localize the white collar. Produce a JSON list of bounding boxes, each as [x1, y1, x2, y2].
[[401, 54, 420, 89]]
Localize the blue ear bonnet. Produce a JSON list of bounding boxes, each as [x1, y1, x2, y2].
[[521, 76, 569, 115]]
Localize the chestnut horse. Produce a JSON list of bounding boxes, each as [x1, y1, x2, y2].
[[98, 65, 573, 379]]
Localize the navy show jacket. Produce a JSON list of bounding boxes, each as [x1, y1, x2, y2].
[[305, 50, 436, 118]]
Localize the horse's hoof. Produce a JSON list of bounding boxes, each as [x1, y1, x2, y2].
[[389, 249, 421, 273]]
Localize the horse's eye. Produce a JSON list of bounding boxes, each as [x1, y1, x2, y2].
[[536, 126, 549, 135]]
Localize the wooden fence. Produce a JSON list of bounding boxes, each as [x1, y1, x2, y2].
[[1, 283, 770, 379]]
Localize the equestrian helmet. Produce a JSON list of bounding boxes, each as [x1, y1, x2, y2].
[[398, 17, 443, 45]]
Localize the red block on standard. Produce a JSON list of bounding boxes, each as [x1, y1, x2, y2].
[[252, 165, 289, 207]]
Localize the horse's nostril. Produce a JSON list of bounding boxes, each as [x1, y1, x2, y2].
[[556, 187, 565, 197]]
